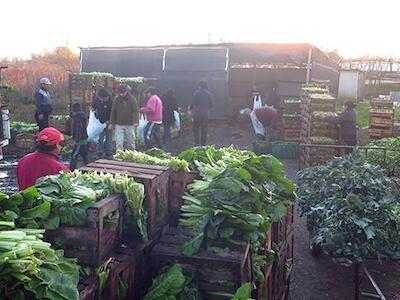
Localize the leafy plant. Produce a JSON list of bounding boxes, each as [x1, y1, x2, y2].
[[0, 222, 80, 300], [179, 152, 296, 282], [143, 264, 201, 300], [364, 136, 400, 176], [297, 153, 400, 262]]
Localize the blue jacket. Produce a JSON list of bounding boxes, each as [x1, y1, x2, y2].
[[191, 88, 212, 118], [35, 88, 53, 114]]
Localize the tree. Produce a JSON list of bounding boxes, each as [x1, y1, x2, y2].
[[32, 47, 79, 73]]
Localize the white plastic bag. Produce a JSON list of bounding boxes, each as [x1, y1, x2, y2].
[[138, 114, 148, 143], [173, 110, 181, 131], [250, 110, 265, 137], [253, 95, 263, 110], [87, 110, 106, 143]]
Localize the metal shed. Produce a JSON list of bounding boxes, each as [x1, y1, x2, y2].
[[80, 43, 339, 119]]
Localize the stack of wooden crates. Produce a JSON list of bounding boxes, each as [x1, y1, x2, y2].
[[369, 95, 394, 139], [300, 85, 338, 168], [281, 97, 302, 142]]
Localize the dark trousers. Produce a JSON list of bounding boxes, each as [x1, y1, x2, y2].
[[193, 116, 208, 146], [70, 143, 89, 171], [162, 124, 172, 144], [144, 122, 162, 149], [35, 111, 50, 131]]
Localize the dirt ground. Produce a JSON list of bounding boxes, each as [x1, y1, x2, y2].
[[2, 121, 400, 299]]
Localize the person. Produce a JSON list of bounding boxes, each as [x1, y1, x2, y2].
[[110, 84, 139, 151], [141, 86, 163, 149], [250, 105, 278, 141], [190, 80, 212, 146], [70, 103, 89, 171], [161, 88, 178, 143], [17, 127, 69, 190], [247, 85, 264, 110], [34, 77, 53, 131], [327, 100, 357, 147], [267, 86, 280, 109], [93, 89, 113, 158]]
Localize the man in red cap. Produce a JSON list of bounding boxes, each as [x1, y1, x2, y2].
[[17, 127, 70, 190]]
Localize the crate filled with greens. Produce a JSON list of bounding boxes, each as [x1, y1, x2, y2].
[[80, 158, 170, 241], [0, 171, 146, 267], [150, 227, 252, 300], [114, 148, 194, 225]]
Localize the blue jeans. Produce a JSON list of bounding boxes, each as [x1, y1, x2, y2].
[[96, 127, 113, 156]]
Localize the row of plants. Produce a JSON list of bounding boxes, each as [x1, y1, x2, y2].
[[297, 152, 400, 262]]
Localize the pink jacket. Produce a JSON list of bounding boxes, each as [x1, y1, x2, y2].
[[140, 95, 163, 123]]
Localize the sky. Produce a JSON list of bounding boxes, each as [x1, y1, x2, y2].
[[1, 0, 399, 59]]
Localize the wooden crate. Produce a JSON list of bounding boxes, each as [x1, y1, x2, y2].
[[282, 115, 302, 129], [150, 227, 252, 300], [169, 170, 199, 225], [45, 194, 123, 267], [272, 232, 293, 300], [100, 246, 144, 300], [70, 74, 93, 90], [283, 129, 301, 141], [79, 276, 98, 300], [80, 159, 170, 240], [16, 132, 36, 150]]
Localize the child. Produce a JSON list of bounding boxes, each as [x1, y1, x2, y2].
[[70, 103, 89, 170]]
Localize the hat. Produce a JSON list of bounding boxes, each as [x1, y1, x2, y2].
[[97, 89, 110, 98], [39, 77, 52, 85], [37, 127, 64, 145], [118, 84, 130, 93]]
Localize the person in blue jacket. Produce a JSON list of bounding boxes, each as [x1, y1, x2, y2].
[[34, 77, 53, 131]]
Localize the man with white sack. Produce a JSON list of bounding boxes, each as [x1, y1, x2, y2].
[[109, 84, 139, 151], [250, 104, 278, 141]]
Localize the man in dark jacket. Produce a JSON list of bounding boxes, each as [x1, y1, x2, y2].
[[190, 80, 212, 146], [110, 84, 139, 151], [34, 77, 53, 131], [70, 103, 89, 170], [266, 87, 280, 109], [327, 100, 357, 146], [161, 88, 178, 143], [93, 89, 113, 158]]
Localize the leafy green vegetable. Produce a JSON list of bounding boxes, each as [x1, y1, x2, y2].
[[143, 264, 201, 300], [179, 148, 296, 282], [114, 150, 189, 171], [0, 222, 80, 300], [297, 152, 400, 262], [364, 136, 400, 176]]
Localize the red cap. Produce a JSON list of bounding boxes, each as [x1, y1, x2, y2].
[[37, 127, 64, 145]]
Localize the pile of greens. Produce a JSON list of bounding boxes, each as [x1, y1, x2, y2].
[[143, 264, 201, 300], [364, 136, 400, 176], [179, 153, 296, 281], [0, 221, 79, 300], [51, 115, 70, 122], [297, 153, 400, 262], [178, 146, 253, 172], [10, 121, 38, 134], [114, 149, 189, 171]]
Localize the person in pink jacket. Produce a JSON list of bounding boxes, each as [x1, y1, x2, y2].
[[140, 86, 163, 148]]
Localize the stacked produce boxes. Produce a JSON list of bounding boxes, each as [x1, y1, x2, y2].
[[300, 85, 338, 167], [369, 96, 394, 139], [282, 97, 302, 142], [69, 73, 94, 114]]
